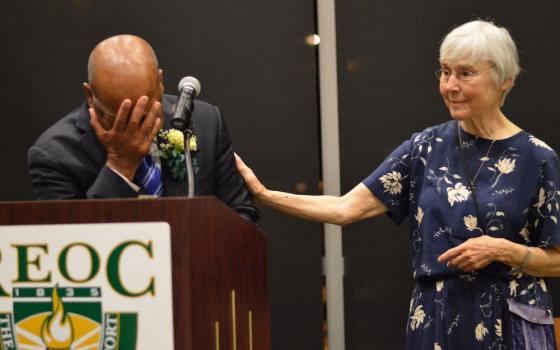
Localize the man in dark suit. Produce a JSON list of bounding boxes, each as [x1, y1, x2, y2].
[[28, 34, 259, 223]]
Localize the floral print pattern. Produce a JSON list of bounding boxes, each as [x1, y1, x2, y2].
[[529, 135, 553, 151], [379, 171, 405, 195], [363, 121, 560, 349], [475, 321, 488, 342], [446, 182, 470, 206], [410, 305, 426, 330]]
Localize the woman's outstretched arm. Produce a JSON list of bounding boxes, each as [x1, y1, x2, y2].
[[235, 154, 388, 226]]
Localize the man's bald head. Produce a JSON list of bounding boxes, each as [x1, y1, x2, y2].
[[83, 35, 163, 128], [87, 35, 158, 85]]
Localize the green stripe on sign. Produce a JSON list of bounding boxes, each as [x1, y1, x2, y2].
[[102, 313, 137, 350], [116, 313, 138, 350]]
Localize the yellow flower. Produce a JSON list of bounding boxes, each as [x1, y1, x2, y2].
[[167, 129, 185, 152], [189, 134, 198, 151]]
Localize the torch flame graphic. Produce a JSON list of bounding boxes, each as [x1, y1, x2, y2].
[[41, 286, 74, 350]]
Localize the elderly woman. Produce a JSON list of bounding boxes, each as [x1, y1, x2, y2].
[[236, 20, 560, 349]]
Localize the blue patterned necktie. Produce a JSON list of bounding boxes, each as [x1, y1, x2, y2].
[[134, 155, 164, 196]]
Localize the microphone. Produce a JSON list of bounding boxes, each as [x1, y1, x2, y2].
[[171, 76, 202, 131]]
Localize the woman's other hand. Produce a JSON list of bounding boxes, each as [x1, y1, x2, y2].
[[437, 236, 506, 272]]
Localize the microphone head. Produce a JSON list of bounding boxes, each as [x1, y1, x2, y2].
[[178, 76, 201, 97]]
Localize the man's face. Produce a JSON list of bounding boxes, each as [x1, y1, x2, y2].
[[85, 69, 164, 130]]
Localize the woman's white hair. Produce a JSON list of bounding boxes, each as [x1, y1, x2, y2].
[[439, 20, 520, 106]]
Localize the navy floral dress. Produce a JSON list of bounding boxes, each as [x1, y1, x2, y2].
[[363, 120, 560, 350]]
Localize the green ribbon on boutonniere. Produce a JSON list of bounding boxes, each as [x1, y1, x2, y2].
[[158, 129, 199, 180]]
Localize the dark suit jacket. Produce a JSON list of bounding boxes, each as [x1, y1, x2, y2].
[[28, 95, 259, 223]]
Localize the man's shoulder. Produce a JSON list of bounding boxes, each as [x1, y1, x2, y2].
[[32, 103, 87, 152]]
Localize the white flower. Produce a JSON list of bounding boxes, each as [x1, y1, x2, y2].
[[447, 183, 470, 206], [463, 215, 480, 231], [519, 227, 530, 243], [410, 305, 426, 330], [529, 135, 553, 151], [379, 171, 403, 195], [509, 279, 519, 297], [436, 280, 444, 292], [434, 343, 442, 350], [475, 321, 488, 341], [495, 158, 516, 174], [539, 278, 548, 292], [495, 319, 502, 338], [534, 188, 546, 209], [415, 207, 424, 225]]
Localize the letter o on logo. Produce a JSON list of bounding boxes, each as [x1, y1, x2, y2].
[[59, 243, 100, 283]]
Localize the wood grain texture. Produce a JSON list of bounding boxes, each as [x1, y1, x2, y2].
[[556, 318, 560, 349], [0, 196, 270, 350]]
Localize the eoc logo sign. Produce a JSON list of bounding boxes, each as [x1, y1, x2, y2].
[[0, 223, 174, 350], [2, 286, 136, 349]]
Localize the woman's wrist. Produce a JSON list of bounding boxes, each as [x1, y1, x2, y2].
[[494, 239, 521, 266], [497, 239, 530, 269], [258, 187, 275, 204]]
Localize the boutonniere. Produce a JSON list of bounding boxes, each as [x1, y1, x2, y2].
[[158, 129, 199, 180]]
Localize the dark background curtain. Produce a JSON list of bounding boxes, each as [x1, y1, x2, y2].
[[337, 1, 560, 349]]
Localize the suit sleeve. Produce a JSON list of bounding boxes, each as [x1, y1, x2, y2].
[[212, 107, 260, 223], [28, 145, 138, 199]]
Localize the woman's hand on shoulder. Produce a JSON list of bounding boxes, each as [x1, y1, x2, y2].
[[235, 153, 269, 202]]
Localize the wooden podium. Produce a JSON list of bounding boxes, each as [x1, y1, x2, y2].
[[0, 196, 269, 350]]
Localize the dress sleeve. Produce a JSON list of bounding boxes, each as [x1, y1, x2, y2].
[[534, 154, 560, 248], [362, 137, 415, 225]]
